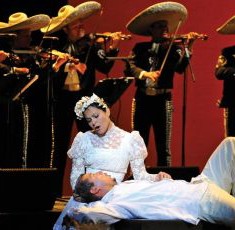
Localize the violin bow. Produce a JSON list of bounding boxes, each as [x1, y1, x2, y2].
[[84, 1, 105, 65], [159, 20, 183, 73]]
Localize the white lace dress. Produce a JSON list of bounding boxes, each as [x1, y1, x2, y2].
[[53, 123, 158, 229], [68, 123, 157, 188]]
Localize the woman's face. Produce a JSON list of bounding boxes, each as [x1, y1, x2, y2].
[[84, 105, 112, 136]]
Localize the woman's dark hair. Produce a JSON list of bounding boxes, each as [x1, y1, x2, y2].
[[74, 174, 102, 203], [82, 102, 107, 120], [88, 102, 107, 112]]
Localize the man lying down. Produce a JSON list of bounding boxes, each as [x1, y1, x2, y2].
[[63, 137, 235, 228]]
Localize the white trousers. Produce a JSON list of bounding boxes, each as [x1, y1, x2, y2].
[[192, 137, 235, 195], [193, 137, 235, 225], [199, 182, 235, 225]]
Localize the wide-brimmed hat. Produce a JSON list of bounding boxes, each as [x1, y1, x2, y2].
[[126, 1, 188, 36], [41, 1, 101, 34], [217, 15, 235, 34], [0, 12, 50, 32]]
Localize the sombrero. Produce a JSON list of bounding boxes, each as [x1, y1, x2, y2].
[[41, 1, 101, 34], [126, 1, 188, 36], [0, 13, 50, 32], [217, 15, 235, 34]]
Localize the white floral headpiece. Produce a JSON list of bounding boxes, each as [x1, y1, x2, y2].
[[74, 93, 108, 120]]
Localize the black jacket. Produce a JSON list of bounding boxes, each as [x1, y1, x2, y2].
[[215, 45, 235, 107], [126, 41, 190, 90]]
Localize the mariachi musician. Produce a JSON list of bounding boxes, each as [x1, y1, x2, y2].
[[125, 2, 201, 167], [215, 15, 235, 137], [0, 12, 51, 168], [40, 1, 123, 197]]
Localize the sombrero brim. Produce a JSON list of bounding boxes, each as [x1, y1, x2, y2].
[[42, 1, 101, 34], [217, 15, 235, 34], [0, 22, 9, 29], [0, 14, 50, 32], [126, 1, 188, 36]]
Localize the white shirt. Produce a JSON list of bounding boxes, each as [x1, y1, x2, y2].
[[78, 179, 208, 225]]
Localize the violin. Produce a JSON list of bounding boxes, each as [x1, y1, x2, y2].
[[39, 49, 80, 64], [159, 32, 208, 74], [154, 32, 208, 47], [166, 32, 208, 45], [173, 33, 208, 42], [90, 32, 132, 42], [50, 50, 80, 63]]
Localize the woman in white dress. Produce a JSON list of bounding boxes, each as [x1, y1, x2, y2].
[[53, 93, 171, 229]]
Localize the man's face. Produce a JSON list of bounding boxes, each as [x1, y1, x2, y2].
[[82, 172, 117, 188], [14, 29, 32, 48], [150, 20, 169, 39], [64, 19, 85, 41]]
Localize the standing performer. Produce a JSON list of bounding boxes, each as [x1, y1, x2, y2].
[[125, 2, 197, 166], [215, 15, 235, 137], [41, 1, 122, 196], [0, 12, 51, 168]]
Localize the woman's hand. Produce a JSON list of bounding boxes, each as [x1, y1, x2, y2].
[[156, 171, 172, 181]]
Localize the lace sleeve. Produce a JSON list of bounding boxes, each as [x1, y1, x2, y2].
[[67, 132, 86, 189], [129, 131, 158, 182]]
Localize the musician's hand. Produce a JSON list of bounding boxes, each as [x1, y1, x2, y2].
[[14, 67, 29, 74], [52, 54, 70, 72], [156, 171, 172, 181], [109, 31, 122, 50], [184, 32, 199, 50], [186, 32, 196, 39], [143, 70, 161, 81], [0, 50, 8, 62]]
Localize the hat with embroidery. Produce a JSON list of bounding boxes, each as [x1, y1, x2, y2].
[[41, 1, 101, 34], [0, 12, 50, 32], [74, 93, 108, 120], [217, 15, 235, 34], [126, 1, 188, 36]]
